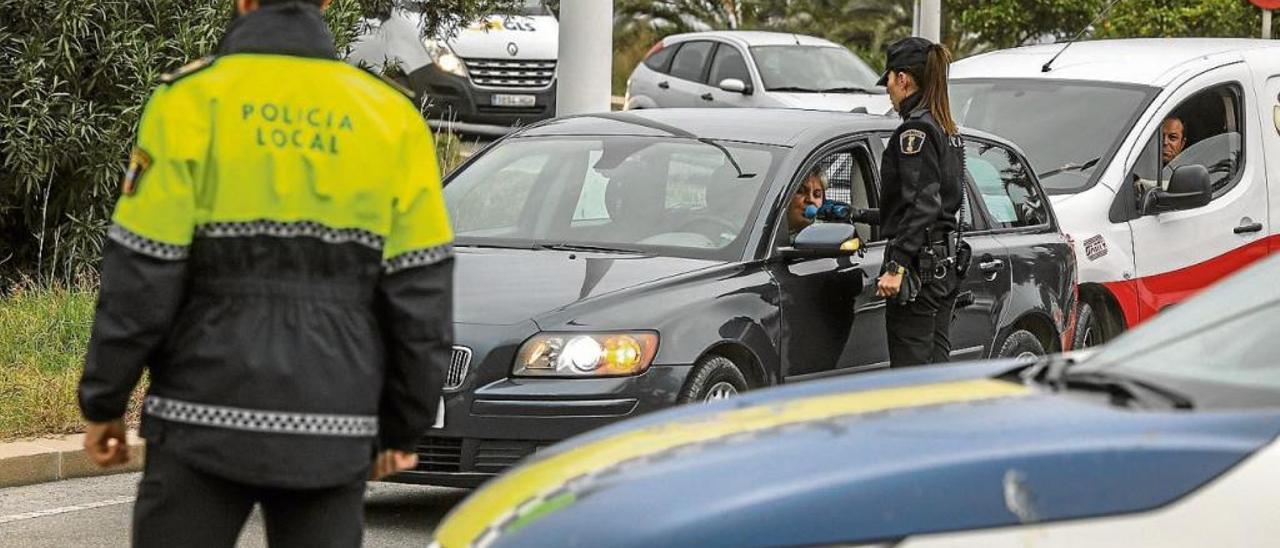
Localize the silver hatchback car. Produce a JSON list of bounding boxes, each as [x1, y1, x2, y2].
[[625, 31, 892, 114]]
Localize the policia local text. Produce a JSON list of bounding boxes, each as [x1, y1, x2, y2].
[[242, 102, 354, 154]]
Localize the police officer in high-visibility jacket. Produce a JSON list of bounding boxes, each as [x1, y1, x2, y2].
[[873, 37, 965, 368], [76, 1, 452, 545]]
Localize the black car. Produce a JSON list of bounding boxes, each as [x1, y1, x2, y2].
[[396, 108, 1076, 487]]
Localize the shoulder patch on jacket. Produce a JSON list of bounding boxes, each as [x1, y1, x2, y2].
[[900, 129, 927, 155], [121, 147, 152, 196], [160, 56, 215, 85]]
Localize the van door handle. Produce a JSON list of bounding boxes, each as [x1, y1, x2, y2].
[[979, 258, 1005, 272], [701, 93, 714, 101], [1234, 221, 1263, 234], [658, 81, 670, 90]]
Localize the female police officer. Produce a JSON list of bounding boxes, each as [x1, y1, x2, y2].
[[873, 37, 965, 367]]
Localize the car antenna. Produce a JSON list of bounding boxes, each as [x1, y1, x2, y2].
[[792, 34, 801, 45], [1041, 0, 1124, 73]]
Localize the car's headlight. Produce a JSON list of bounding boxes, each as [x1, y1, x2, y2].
[[424, 39, 467, 77], [514, 332, 659, 377]]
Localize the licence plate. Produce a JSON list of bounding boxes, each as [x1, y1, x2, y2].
[[431, 398, 445, 429], [491, 94, 536, 107]]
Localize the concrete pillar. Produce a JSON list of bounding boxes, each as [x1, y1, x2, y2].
[[556, 0, 613, 116], [916, 0, 942, 43], [1264, 10, 1272, 40]]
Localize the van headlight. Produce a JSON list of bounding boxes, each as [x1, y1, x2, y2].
[[514, 332, 659, 377], [424, 39, 467, 77]]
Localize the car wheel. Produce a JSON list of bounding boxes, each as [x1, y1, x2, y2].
[[997, 330, 1045, 361], [1073, 302, 1103, 350], [678, 355, 749, 404]]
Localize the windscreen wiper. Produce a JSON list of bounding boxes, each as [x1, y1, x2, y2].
[[819, 86, 878, 94], [454, 242, 536, 250], [1057, 370, 1195, 410], [766, 86, 822, 93], [1026, 358, 1195, 410], [537, 243, 645, 254], [1038, 157, 1101, 179]]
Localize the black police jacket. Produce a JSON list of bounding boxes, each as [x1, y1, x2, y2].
[[77, 4, 453, 489], [878, 92, 963, 269]]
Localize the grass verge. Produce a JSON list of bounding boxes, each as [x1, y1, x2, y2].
[[0, 280, 144, 441]]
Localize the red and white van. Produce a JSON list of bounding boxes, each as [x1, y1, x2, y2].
[[951, 39, 1280, 346]]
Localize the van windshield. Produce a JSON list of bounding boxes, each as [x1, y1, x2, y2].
[[950, 79, 1156, 194], [515, 0, 553, 16]]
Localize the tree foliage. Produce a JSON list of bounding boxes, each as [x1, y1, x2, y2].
[[0, 0, 517, 286], [1098, 0, 1275, 39], [951, 0, 1277, 50]]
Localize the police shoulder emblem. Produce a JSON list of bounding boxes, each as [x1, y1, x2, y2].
[[121, 147, 152, 196], [900, 129, 927, 155]]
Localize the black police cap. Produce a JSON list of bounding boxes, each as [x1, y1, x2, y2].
[[876, 36, 934, 86]]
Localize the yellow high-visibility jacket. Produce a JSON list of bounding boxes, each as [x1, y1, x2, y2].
[[78, 3, 453, 489]]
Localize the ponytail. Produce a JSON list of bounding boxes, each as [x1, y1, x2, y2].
[[920, 44, 957, 135]]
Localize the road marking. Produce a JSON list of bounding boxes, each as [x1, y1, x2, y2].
[[0, 495, 135, 525]]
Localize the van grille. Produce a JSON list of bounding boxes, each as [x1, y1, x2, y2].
[[446, 347, 471, 391], [463, 58, 556, 88]]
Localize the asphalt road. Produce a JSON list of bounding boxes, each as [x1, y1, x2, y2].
[[0, 473, 469, 547]]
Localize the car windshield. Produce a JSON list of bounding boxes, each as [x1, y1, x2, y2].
[[1077, 256, 1280, 407], [514, 0, 552, 16], [950, 79, 1156, 194], [750, 46, 881, 92], [444, 136, 783, 261]]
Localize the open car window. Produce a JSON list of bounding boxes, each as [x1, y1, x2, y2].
[[1129, 83, 1245, 202]]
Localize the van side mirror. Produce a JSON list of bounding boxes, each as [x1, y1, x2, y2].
[[779, 224, 863, 259], [718, 78, 752, 96], [1142, 164, 1212, 215]]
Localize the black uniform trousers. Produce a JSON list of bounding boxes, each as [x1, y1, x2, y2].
[[885, 266, 960, 367], [133, 443, 366, 548]]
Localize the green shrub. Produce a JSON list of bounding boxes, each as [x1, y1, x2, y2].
[[0, 0, 519, 287]]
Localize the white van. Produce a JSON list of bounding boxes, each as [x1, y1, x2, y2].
[[347, 0, 558, 135], [951, 39, 1280, 347]]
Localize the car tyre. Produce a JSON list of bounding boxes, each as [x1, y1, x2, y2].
[[678, 355, 749, 404], [997, 330, 1045, 361], [1073, 302, 1102, 350]]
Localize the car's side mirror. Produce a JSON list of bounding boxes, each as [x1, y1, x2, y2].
[[718, 78, 752, 96], [779, 224, 862, 259], [1142, 164, 1212, 215]]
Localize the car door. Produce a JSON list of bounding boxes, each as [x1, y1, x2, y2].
[[662, 40, 716, 107], [628, 41, 680, 109], [768, 138, 879, 380], [847, 134, 1014, 363], [1127, 66, 1269, 319], [960, 138, 1052, 358], [701, 42, 760, 108], [1247, 66, 1280, 253]]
